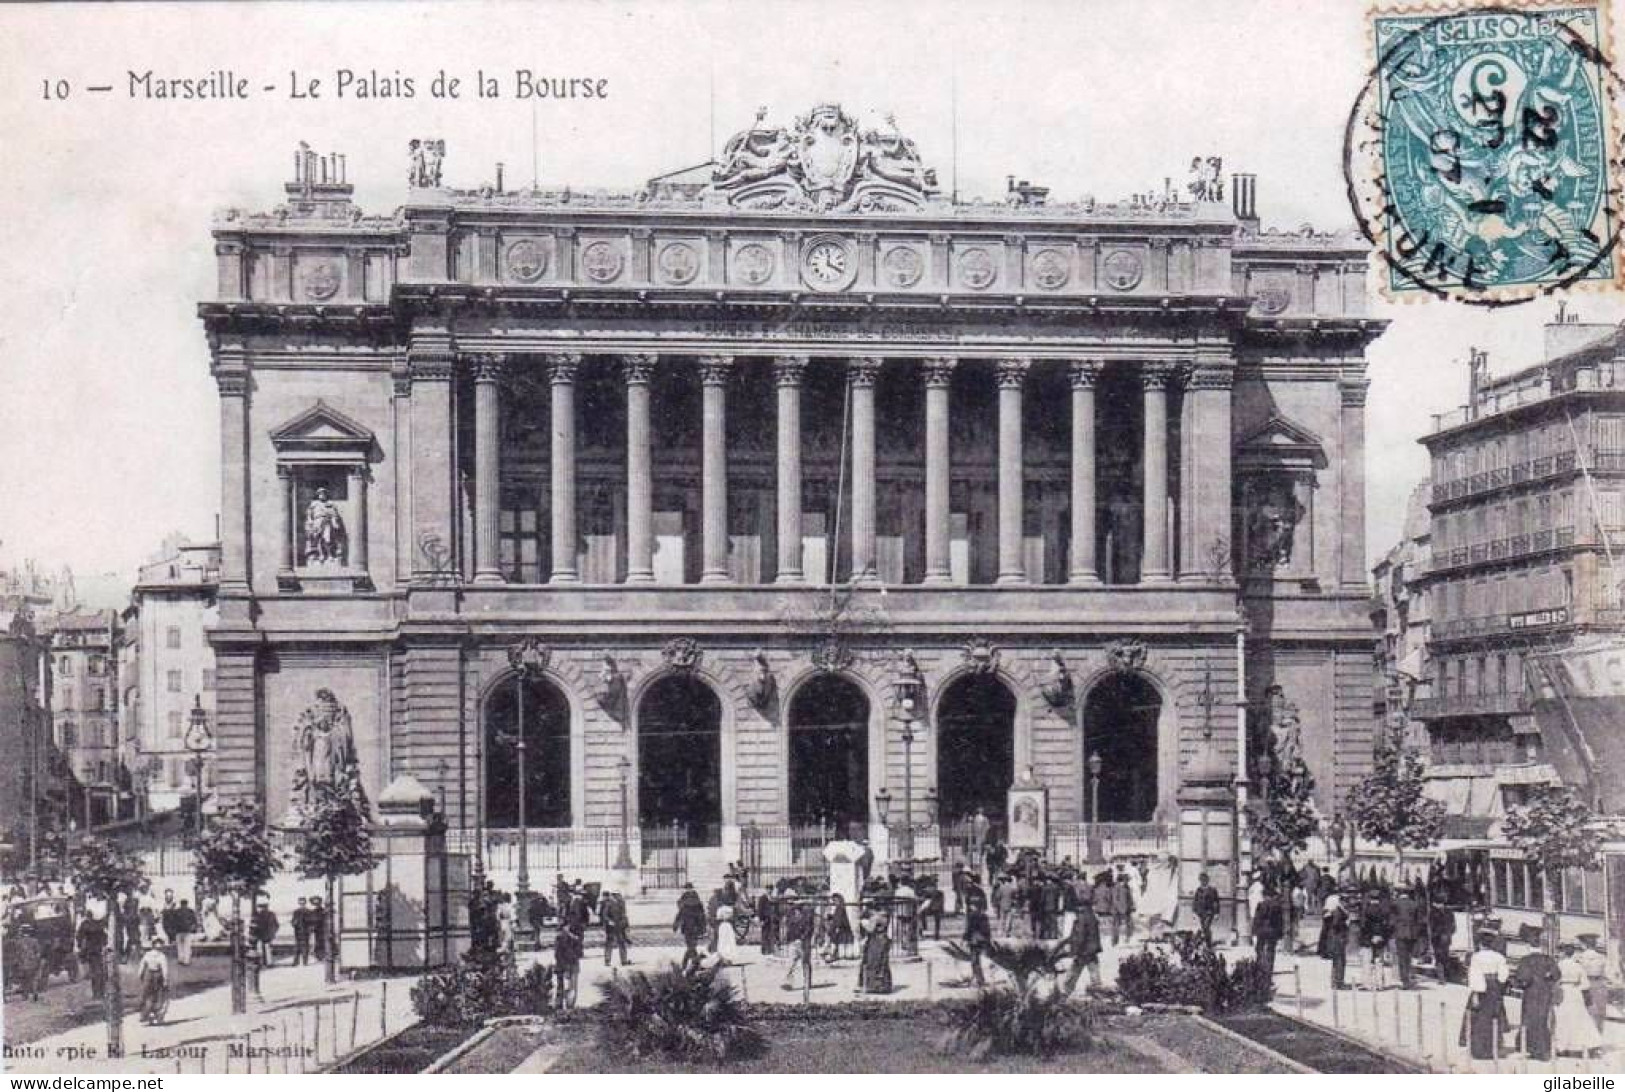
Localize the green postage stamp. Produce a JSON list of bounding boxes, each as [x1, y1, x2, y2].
[[1347, 2, 1624, 303]]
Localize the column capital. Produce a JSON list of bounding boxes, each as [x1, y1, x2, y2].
[[546, 351, 583, 384], [275, 463, 295, 480], [1186, 361, 1235, 391], [847, 356, 883, 388], [773, 354, 810, 386], [470, 353, 508, 383], [922, 356, 958, 388], [620, 353, 658, 384], [698, 354, 735, 385], [214, 372, 251, 397], [1068, 359, 1104, 389], [996, 356, 1032, 388], [391, 367, 413, 398], [1339, 378, 1370, 407], [1140, 361, 1179, 390], [408, 351, 456, 382]]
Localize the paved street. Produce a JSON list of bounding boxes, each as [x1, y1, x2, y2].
[[3, 953, 235, 1050]]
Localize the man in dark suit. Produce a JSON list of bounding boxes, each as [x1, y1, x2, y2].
[[1193, 872, 1222, 946], [1251, 885, 1285, 981], [600, 891, 630, 967], [1109, 870, 1135, 946], [1392, 887, 1422, 988], [1318, 890, 1351, 989], [673, 884, 707, 972], [1063, 891, 1103, 995], [291, 897, 312, 965]]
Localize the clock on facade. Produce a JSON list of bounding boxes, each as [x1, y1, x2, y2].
[[800, 235, 857, 291]]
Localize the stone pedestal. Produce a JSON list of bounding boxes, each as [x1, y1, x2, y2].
[[1177, 736, 1238, 940], [338, 775, 470, 971], [822, 840, 870, 906]]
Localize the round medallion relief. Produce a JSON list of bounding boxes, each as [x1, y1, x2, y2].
[[302, 260, 341, 301], [657, 242, 700, 285], [1101, 249, 1144, 291], [505, 239, 548, 282], [1029, 248, 1070, 290], [881, 245, 924, 288], [1252, 273, 1293, 315], [957, 247, 996, 289], [733, 243, 775, 286], [581, 241, 625, 283]]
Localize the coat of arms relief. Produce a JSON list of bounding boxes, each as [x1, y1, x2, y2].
[[710, 103, 939, 212]]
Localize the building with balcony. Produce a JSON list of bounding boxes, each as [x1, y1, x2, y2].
[[1370, 481, 1432, 754], [1416, 313, 1625, 824], [41, 609, 123, 828], [199, 108, 1383, 886], [126, 541, 220, 814]]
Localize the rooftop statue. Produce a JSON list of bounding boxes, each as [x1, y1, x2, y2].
[[710, 103, 938, 212]]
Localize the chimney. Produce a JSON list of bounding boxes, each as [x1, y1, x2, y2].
[[1467, 347, 1488, 418], [1231, 173, 1257, 221], [496, 162, 505, 194]]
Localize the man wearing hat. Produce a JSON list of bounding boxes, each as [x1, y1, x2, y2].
[[673, 883, 707, 972], [1063, 888, 1103, 995], [137, 938, 169, 1024], [1192, 872, 1222, 947]]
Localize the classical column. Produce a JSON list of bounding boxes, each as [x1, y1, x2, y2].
[[472, 353, 506, 583], [1069, 360, 1102, 584], [849, 357, 882, 583], [774, 355, 808, 583], [1340, 375, 1369, 588], [922, 357, 957, 584], [699, 355, 734, 583], [1185, 361, 1235, 583], [1141, 362, 1174, 583], [215, 368, 251, 596], [276, 465, 297, 580], [408, 344, 457, 584], [622, 353, 658, 584], [349, 464, 370, 574], [547, 352, 582, 584], [996, 356, 1032, 584]]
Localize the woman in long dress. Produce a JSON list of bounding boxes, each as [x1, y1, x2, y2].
[[1466, 930, 1509, 1060], [715, 904, 738, 963], [200, 896, 225, 942], [1555, 943, 1605, 1057], [859, 911, 892, 994]]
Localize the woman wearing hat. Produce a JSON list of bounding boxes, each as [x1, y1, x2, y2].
[[1464, 930, 1509, 1060], [858, 909, 892, 994], [1554, 941, 1605, 1058]]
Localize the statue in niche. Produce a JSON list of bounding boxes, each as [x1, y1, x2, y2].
[[746, 649, 777, 716], [303, 486, 347, 566], [1246, 478, 1305, 569], [598, 654, 629, 724], [1040, 649, 1074, 712], [291, 688, 361, 814]]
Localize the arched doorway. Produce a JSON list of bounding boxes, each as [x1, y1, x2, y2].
[[936, 674, 1016, 823], [484, 675, 572, 828], [638, 675, 722, 845], [787, 675, 869, 831], [1083, 673, 1161, 821]]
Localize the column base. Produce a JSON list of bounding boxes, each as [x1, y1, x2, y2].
[[922, 569, 953, 585], [700, 570, 732, 584], [1141, 569, 1174, 584], [625, 570, 656, 584], [472, 569, 507, 585], [852, 569, 881, 586], [549, 571, 581, 585], [774, 571, 806, 584], [1068, 569, 1101, 585], [995, 571, 1029, 585]]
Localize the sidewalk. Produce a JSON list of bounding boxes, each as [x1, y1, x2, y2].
[[1268, 941, 1625, 1074], [3, 962, 418, 1075]]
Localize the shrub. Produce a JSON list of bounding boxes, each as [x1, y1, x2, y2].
[[595, 961, 764, 1064], [410, 947, 553, 1027], [1115, 933, 1273, 1015], [939, 988, 1095, 1060]]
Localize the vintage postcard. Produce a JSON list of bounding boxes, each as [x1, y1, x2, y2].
[[1, 0, 1622, 1080]]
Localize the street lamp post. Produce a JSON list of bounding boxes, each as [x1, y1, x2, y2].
[[184, 695, 213, 839], [506, 641, 548, 909], [892, 653, 926, 871], [614, 756, 634, 870], [1087, 751, 1103, 825], [873, 787, 891, 864]]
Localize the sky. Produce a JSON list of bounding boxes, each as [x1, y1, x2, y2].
[[2, 0, 1623, 593]]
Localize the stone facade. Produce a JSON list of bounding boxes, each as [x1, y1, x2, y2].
[[200, 114, 1384, 855]]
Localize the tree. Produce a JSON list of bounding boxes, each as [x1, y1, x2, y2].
[[292, 767, 375, 983], [1344, 728, 1445, 879], [193, 802, 282, 1013], [67, 837, 148, 1060], [1503, 785, 1620, 954]]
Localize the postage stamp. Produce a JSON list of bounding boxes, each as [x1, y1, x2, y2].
[[1345, 2, 1624, 304]]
